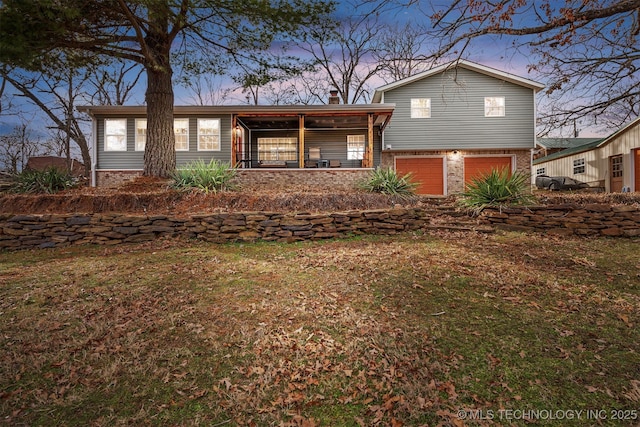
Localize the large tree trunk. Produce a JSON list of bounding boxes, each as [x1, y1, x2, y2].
[[143, 65, 175, 177], [143, 4, 175, 179], [74, 131, 92, 177]]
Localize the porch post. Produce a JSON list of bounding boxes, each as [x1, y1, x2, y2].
[[365, 113, 374, 168], [299, 114, 305, 168], [231, 115, 237, 166]]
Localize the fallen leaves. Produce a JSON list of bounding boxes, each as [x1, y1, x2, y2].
[[1, 232, 639, 425]]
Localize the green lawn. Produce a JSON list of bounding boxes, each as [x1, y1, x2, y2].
[[1, 231, 639, 426]]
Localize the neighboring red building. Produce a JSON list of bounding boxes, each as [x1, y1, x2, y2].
[[25, 156, 86, 177]]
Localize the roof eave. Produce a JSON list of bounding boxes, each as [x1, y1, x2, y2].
[[372, 59, 545, 100]]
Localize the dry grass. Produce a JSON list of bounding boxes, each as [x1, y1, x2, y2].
[[1, 231, 639, 426]]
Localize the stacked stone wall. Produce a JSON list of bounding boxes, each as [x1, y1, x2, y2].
[[480, 204, 640, 237], [96, 169, 369, 190], [0, 208, 426, 250], [96, 170, 143, 187], [234, 169, 370, 190], [2, 203, 638, 251]]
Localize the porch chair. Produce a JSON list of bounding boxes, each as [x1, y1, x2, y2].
[[329, 159, 341, 168], [305, 147, 321, 168]]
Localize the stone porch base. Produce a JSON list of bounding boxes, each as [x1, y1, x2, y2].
[[95, 168, 372, 190]]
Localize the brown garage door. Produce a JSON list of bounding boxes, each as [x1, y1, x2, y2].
[[464, 156, 512, 185], [396, 157, 444, 195]]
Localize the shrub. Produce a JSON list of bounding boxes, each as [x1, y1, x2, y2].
[[12, 167, 75, 194], [358, 167, 418, 198], [171, 159, 237, 193], [458, 168, 536, 213]]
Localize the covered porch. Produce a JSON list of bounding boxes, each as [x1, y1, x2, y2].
[[230, 104, 394, 169]]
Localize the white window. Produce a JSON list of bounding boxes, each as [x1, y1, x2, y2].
[[257, 137, 297, 161], [174, 119, 189, 151], [573, 158, 585, 174], [536, 167, 546, 175], [135, 119, 146, 151], [485, 97, 505, 117], [411, 98, 431, 118], [197, 118, 220, 151], [347, 135, 365, 160], [104, 119, 127, 151]]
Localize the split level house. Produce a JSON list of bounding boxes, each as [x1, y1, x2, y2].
[[79, 60, 545, 195], [533, 117, 640, 193]]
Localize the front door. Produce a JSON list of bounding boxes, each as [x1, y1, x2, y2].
[[610, 155, 623, 192]]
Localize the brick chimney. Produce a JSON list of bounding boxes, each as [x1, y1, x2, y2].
[[329, 89, 340, 104]]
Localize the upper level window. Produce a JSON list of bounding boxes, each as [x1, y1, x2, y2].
[[174, 119, 189, 151], [197, 119, 220, 151], [347, 135, 365, 160], [573, 158, 585, 174], [411, 98, 431, 118], [105, 119, 127, 151], [135, 119, 146, 151], [485, 97, 505, 117]]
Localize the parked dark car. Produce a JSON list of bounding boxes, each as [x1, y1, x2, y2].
[[535, 175, 590, 191]]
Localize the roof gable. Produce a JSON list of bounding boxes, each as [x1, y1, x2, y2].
[[372, 59, 545, 103]]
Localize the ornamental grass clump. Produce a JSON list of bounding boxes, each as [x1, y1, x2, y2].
[[12, 167, 75, 194], [459, 168, 536, 214], [171, 159, 237, 193], [358, 167, 418, 198]]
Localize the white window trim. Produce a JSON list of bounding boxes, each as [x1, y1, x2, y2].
[[197, 118, 221, 152], [536, 167, 546, 176], [104, 118, 127, 152], [411, 98, 431, 118], [573, 158, 585, 174], [135, 118, 146, 152], [174, 118, 189, 151], [485, 97, 505, 117], [347, 135, 365, 160]]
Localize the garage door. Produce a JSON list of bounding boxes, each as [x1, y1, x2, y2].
[[396, 157, 444, 195], [464, 156, 512, 185]]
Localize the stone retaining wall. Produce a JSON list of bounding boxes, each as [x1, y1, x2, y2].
[[95, 169, 371, 189], [0, 208, 427, 250], [3, 203, 638, 250], [480, 204, 640, 237], [234, 169, 371, 190]]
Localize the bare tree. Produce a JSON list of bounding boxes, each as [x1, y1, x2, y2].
[[373, 23, 434, 82], [423, 0, 640, 132], [0, 123, 40, 173], [88, 60, 144, 106], [180, 74, 232, 106], [298, 11, 385, 104], [0, 67, 93, 175]]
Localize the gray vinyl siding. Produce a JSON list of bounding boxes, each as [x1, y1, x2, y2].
[[306, 129, 381, 167], [96, 115, 233, 170], [249, 128, 381, 168], [382, 68, 536, 150]]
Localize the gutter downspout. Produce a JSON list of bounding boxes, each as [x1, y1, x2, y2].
[[532, 91, 538, 187], [91, 116, 97, 187]]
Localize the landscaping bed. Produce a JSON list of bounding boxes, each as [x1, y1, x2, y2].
[[0, 177, 445, 217]]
